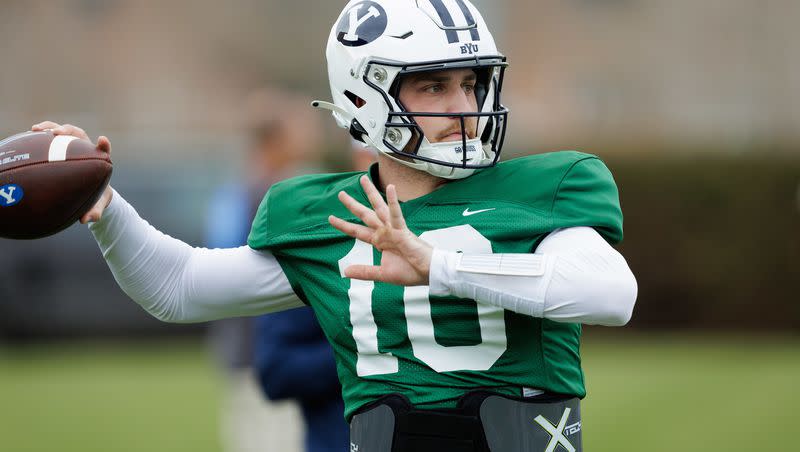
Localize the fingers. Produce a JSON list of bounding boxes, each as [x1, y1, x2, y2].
[[337, 190, 382, 229], [386, 184, 406, 229], [328, 215, 374, 243], [360, 175, 390, 224], [334, 178, 408, 241], [52, 124, 90, 140], [80, 201, 104, 224], [343, 265, 383, 281], [32, 121, 60, 131], [97, 135, 112, 154], [31, 122, 90, 140], [79, 186, 113, 224], [80, 208, 100, 224]]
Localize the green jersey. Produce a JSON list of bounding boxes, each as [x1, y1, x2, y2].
[[248, 151, 623, 420]]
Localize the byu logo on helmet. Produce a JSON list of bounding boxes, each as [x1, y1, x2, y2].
[[0, 184, 23, 207], [336, 1, 388, 47]]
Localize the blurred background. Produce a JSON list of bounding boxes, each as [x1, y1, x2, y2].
[[1, 0, 798, 451]]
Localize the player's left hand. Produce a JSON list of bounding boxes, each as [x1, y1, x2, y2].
[[329, 175, 433, 286]]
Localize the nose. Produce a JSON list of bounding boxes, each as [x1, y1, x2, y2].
[[443, 87, 478, 138], [445, 87, 475, 116]]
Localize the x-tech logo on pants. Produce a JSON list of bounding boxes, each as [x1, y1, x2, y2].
[[534, 407, 577, 452]]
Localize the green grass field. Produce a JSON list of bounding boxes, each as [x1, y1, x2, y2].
[[1, 333, 797, 452]]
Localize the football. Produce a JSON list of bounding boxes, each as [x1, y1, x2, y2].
[[0, 130, 112, 239]]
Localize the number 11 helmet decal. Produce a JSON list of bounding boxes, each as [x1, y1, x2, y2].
[[314, 0, 509, 179]]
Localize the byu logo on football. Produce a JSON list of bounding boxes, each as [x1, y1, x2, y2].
[[0, 184, 23, 207], [336, 1, 388, 47]]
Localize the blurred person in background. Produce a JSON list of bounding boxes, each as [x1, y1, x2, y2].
[[32, 0, 637, 450], [205, 87, 322, 452], [252, 140, 374, 452]]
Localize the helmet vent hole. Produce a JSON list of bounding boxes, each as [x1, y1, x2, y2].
[[344, 91, 366, 109]]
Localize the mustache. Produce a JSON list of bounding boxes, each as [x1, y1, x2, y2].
[[436, 125, 477, 141]]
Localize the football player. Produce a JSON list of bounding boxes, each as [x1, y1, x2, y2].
[[32, 1, 637, 451]]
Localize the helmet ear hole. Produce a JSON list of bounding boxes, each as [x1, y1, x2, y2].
[[344, 90, 366, 108]]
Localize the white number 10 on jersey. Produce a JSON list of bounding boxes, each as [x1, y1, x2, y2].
[[338, 225, 507, 376]]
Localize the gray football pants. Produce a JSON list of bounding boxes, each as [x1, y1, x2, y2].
[[349, 395, 582, 452]]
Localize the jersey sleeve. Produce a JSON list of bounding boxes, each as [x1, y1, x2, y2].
[[245, 188, 310, 305], [247, 171, 364, 251], [551, 157, 623, 244], [247, 188, 272, 250]]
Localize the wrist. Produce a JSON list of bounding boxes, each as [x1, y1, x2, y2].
[[428, 249, 461, 296], [405, 231, 434, 281]]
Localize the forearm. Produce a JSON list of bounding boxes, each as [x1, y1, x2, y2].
[[88, 189, 303, 323], [429, 227, 637, 326]]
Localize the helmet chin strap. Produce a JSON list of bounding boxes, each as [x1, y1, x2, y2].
[[359, 134, 435, 175], [416, 137, 486, 179], [374, 135, 485, 180]]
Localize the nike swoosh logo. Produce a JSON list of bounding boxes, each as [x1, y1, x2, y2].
[[462, 208, 496, 217]]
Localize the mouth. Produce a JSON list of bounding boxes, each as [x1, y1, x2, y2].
[[438, 131, 475, 142]]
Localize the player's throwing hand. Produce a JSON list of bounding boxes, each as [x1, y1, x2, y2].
[[329, 175, 433, 286], [31, 121, 114, 224]]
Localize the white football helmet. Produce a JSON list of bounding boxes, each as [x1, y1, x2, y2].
[[313, 0, 509, 179]]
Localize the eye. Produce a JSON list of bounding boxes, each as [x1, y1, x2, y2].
[[462, 83, 476, 95], [423, 83, 444, 94]]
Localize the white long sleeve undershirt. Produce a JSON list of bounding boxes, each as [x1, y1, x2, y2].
[[90, 190, 636, 326], [428, 227, 637, 326], [89, 189, 304, 323]]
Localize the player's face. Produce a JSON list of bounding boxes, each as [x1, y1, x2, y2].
[[397, 68, 479, 143]]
